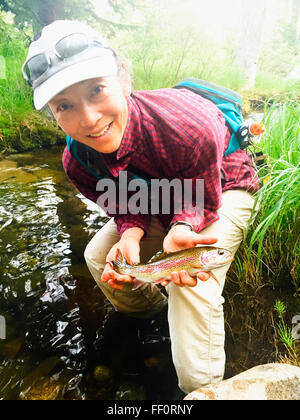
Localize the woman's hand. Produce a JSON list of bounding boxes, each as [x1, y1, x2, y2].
[[101, 227, 144, 290], [161, 224, 218, 287]]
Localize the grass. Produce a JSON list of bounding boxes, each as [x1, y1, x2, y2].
[[260, 100, 300, 165], [274, 300, 297, 358], [243, 100, 300, 291], [225, 100, 299, 370], [0, 19, 65, 153]]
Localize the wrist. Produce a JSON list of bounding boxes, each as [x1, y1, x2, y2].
[[167, 221, 193, 234], [121, 227, 145, 241]]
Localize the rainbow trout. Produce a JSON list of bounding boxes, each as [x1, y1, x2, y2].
[[112, 246, 233, 289]]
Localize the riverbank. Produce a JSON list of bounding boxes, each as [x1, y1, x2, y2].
[[0, 108, 65, 155], [0, 91, 295, 155]]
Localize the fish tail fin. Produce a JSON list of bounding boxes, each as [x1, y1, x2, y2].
[[112, 248, 127, 269]]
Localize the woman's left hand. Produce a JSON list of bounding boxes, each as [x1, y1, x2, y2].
[[160, 224, 218, 287]]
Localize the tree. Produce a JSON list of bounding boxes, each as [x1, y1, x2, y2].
[[0, 0, 138, 37], [235, 0, 268, 88], [292, 0, 300, 42]]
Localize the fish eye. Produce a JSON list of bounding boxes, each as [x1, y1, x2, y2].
[[218, 250, 225, 255]]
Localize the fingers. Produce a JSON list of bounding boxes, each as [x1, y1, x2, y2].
[[169, 270, 211, 287], [123, 242, 140, 266], [194, 234, 218, 245], [197, 272, 210, 282], [105, 246, 119, 264], [101, 262, 133, 290], [105, 238, 141, 266], [163, 228, 219, 254], [171, 270, 197, 287], [107, 278, 127, 290], [158, 277, 170, 287]]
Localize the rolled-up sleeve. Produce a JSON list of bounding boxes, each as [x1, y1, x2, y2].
[[62, 146, 151, 235]]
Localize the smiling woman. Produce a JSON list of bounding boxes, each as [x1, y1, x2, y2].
[[22, 19, 260, 395]]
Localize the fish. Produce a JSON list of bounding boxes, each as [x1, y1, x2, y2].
[[111, 246, 233, 289]]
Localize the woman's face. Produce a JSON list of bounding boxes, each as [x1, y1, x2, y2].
[[48, 75, 131, 154]]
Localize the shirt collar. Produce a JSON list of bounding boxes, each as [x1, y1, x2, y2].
[[116, 95, 143, 160]]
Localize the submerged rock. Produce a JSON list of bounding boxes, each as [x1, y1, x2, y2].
[[3, 338, 22, 358], [93, 365, 113, 385], [184, 363, 300, 400], [19, 378, 64, 400], [115, 381, 147, 400]]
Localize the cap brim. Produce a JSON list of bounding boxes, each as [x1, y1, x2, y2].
[[33, 55, 118, 110]]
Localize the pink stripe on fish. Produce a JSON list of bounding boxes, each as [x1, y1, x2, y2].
[[138, 255, 196, 274]]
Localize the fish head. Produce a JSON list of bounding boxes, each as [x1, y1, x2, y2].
[[200, 248, 233, 269]]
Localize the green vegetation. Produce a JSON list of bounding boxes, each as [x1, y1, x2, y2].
[[224, 101, 299, 371], [0, 12, 64, 153], [246, 101, 300, 291], [274, 300, 297, 358], [0, 0, 300, 153]]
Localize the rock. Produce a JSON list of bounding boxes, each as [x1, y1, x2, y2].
[[184, 363, 300, 400], [3, 338, 22, 358], [19, 356, 61, 398], [93, 365, 113, 384], [19, 378, 63, 400], [115, 381, 147, 400]]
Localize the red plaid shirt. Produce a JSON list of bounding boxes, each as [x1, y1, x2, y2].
[[62, 88, 260, 235]]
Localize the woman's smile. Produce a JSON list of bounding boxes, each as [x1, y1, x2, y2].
[[88, 121, 113, 139]]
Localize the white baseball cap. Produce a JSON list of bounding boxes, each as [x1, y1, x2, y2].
[[22, 20, 119, 110]]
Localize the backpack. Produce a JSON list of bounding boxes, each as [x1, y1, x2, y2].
[[173, 78, 249, 156]]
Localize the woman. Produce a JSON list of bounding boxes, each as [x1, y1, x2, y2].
[[22, 20, 260, 394]]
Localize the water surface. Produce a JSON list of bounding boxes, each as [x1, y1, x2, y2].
[[0, 146, 175, 400]]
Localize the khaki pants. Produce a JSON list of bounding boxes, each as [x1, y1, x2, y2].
[[84, 189, 255, 393]]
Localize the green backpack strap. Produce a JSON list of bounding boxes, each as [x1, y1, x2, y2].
[[66, 135, 104, 179], [66, 135, 152, 184], [174, 78, 246, 156]]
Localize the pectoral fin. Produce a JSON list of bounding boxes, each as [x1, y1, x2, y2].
[[131, 279, 144, 291], [207, 271, 221, 286], [192, 264, 203, 270]]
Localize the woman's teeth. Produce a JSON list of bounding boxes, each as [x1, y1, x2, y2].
[[90, 123, 111, 137]]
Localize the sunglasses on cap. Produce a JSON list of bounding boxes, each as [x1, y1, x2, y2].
[[22, 32, 116, 87]]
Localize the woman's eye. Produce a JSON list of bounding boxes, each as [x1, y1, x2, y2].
[[92, 85, 104, 96], [57, 103, 70, 112]]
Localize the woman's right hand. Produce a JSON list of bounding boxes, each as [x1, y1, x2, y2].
[[100, 227, 144, 290]]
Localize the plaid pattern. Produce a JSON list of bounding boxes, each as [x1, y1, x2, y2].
[[62, 88, 260, 235]]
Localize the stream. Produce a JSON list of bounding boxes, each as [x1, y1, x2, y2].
[[0, 146, 177, 400]]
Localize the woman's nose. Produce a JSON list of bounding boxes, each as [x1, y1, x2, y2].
[[79, 103, 102, 128]]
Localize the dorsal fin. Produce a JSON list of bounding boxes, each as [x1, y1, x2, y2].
[[146, 249, 169, 264]]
